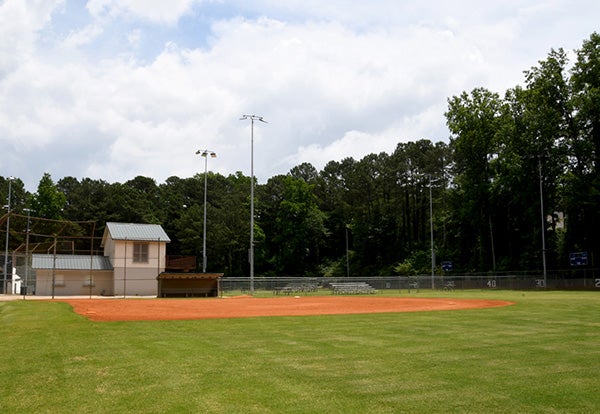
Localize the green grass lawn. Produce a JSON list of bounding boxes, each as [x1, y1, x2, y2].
[[1, 291, 599, 413]]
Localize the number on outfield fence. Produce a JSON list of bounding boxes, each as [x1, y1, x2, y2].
[[486, 280, 497, 288], [595, 279, 600, 288], [535, 279, 545, 288]]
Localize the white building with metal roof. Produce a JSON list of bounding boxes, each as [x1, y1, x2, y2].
[[33, 222, 170, 296], [33, 254, 114, 296]]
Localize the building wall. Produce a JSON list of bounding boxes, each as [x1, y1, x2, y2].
[[103, 236, 116, 264], [112, 268, 161, 296], [110, 240, 166, 296], [35, 270, 114, 296]]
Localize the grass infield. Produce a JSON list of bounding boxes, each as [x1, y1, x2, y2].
[[1, 290, 599, 413]]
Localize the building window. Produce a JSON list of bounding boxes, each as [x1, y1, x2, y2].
[[54, 274, 65, 286], [133, 243, 149, 263]]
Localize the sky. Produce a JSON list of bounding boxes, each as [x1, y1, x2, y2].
[[1, 0, 599, 191]]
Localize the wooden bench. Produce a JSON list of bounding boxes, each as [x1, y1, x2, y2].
[[160, 287, 216, 297], [330, 282, 377, 295]]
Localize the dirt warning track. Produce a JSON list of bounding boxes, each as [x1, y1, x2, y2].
[[57, 296, 514, 322]]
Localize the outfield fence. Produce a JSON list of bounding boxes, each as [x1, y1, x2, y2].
[[220, 268, 600, 295]]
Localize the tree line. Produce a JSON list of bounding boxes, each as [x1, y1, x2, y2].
[[2, 33, 599, 278]]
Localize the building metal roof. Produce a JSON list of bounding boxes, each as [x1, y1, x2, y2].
[[32, 254, 113, 271], [104, 222, 171, 243]]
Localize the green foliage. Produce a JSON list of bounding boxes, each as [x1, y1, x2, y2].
[[165, 172, 252, 276], [0, 177, 27, 213], [444, 33, 600, 271], [393, 249, 430, 275], [30, 173, 66, 219], [564, 32, 600, 265], [260, 175, 327, 276]]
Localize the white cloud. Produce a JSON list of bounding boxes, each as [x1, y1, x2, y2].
[[1, 1, 600, 190], [127, 28, 142, 47], [284, 103, 447, 172], [62, 23, 104, 48], [0, 0, 63, 74], [86, 0, 196, 25], [284, 129, 397, 171]]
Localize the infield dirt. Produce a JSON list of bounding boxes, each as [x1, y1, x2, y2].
[[56, 296, 514, 322]]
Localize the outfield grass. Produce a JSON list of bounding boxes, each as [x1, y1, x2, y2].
[[1, 291, 599, 413]]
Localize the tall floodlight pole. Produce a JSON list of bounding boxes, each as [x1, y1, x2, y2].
[[538, 157, 547, 288], [240, 114, 267, 295], [429, 176, 435, 290], [196, 149, 217, 273], [3, 177, 14, 295], [23, 208, 32, 298], [345, 225, 350, 278]]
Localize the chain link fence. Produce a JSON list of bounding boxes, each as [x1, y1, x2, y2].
[[2, 251, 599, 296], [219, 269, 600, 295]]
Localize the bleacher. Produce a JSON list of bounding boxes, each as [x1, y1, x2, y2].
[[330, 282, 377, 295], [273, 283, 319, 295]]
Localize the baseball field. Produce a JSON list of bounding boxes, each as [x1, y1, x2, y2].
[[1, 290, 598, 413]]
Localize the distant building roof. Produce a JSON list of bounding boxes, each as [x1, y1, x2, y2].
[[102, 222, 171, 245], [32, 254, 113, 271]]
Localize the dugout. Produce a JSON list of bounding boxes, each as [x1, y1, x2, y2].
[[157, 273, 223, 297]]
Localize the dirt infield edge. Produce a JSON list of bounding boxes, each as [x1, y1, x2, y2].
[[55, 296, 515, 322]]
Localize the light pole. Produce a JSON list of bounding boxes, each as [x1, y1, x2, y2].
[[23, 208, 33, 298], [196, 149, 217, 273], [429, 176, 435, 289], [537, 157, 547, 288], [3, 176, 14, 294], [345, 225, 350, 278], [240, 114, 267, 295], [429, 175, 440, 290]]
